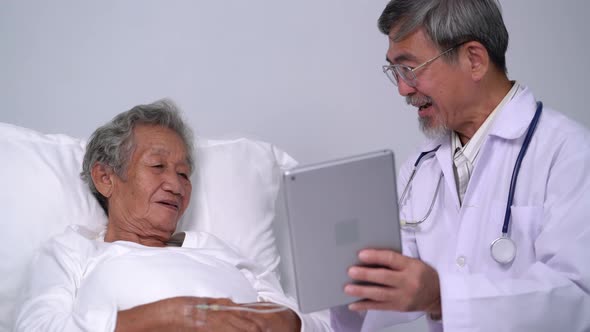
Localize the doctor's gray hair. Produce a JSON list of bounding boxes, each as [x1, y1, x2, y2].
[[80, 99, 194, 214], [378, 0, 509, 73]]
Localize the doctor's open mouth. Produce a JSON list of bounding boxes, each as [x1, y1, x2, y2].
[[418, 103, 434, 117], [407, 95, 434, 117]]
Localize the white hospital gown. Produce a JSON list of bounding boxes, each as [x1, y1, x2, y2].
[[15, 225, 331, 331]]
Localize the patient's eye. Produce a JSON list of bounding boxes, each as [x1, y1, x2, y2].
[[150, 164, 165, 172], [178, 172, 189, 180]]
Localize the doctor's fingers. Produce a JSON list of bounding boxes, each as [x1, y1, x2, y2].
[[348, 298, 411, 312], [344, 283, 396, 302], [344, 286, 412, 312], [345, 265, 438, 311], [348, 265, 405, 288], [358, 249, 409, 270]]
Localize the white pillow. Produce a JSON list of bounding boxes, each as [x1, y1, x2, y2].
[[178, 138, 297, 274], [0, 122, 296, 330], [0, 123, 107, 331]]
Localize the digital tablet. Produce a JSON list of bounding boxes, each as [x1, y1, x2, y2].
[[280, 150, 401, 313]]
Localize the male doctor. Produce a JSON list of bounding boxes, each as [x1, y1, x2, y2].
[[331, 0, 590, 331]]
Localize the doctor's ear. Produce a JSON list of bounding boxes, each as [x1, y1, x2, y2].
[[461, 41, 490, 82], [91, 163, 115, 198]]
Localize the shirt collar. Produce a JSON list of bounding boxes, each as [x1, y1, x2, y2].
[[488, 84, 538, 140], [452, 81, 521, 163]]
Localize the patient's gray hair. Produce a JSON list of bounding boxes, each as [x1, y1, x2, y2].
[[81, 99, 194, 214]]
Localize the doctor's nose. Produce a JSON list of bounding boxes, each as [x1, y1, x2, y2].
[[397, 78, 417, 97]]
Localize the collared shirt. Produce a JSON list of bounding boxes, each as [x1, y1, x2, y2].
[[452, 81, 521, 204]]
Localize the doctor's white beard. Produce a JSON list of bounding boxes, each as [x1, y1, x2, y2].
[[406, 95, 450, 140], [419, 116, 450, 139]]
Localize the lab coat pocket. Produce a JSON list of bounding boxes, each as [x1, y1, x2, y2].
[[508, 205, 543, 270]]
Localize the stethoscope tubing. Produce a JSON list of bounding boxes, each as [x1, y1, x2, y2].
[[398, 145, 441, 226], [501, 101, 543, 234], [399, 101, 543, 264]]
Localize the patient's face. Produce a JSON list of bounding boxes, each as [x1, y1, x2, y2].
[[108, 124, 192, 240]]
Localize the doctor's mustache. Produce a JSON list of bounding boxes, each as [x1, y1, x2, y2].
[[406, 95, 433, 108]]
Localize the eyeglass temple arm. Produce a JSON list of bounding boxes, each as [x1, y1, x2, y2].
[[412, 46, 456, 73]]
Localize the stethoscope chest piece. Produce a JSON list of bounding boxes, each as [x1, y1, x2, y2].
[[490, 236, 516, 264]]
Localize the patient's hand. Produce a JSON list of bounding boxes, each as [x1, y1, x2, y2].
[[115, 296, 301, 332], [237, 301, 301, 332]]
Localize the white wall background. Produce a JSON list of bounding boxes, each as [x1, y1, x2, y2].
[[1, 1, 588, 331]]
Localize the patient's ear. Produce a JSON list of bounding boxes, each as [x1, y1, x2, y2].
[[91, 163, 114, 198]]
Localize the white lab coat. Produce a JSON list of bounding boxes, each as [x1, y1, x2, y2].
[[331, 86, 590, 331]]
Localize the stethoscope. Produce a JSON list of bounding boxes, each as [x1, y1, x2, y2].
[[398, 101, 543, 264]]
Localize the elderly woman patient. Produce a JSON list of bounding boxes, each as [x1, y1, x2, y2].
[[15, 100, 307, 331]]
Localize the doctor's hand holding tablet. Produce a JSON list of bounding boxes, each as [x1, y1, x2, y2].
[[345, 249, 442, 317]]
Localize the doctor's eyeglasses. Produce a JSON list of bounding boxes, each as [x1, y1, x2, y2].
[[382, 44, 459, 87]]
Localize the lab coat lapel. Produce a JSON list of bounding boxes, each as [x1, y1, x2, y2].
[[463, 87, 538, 205], [434, 137, 461, 209]]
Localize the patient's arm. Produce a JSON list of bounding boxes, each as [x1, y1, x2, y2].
[[180, 230, 331, 331], [15, 229, 119, 331], [234, 301, 301, 332], [15, 240, 100, 329], [116, 297, 300, 332], [16, 227, 308, 331], [15, 232, 300, 332]]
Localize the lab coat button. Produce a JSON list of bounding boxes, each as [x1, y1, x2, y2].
[[456, 256, 466, 267]]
